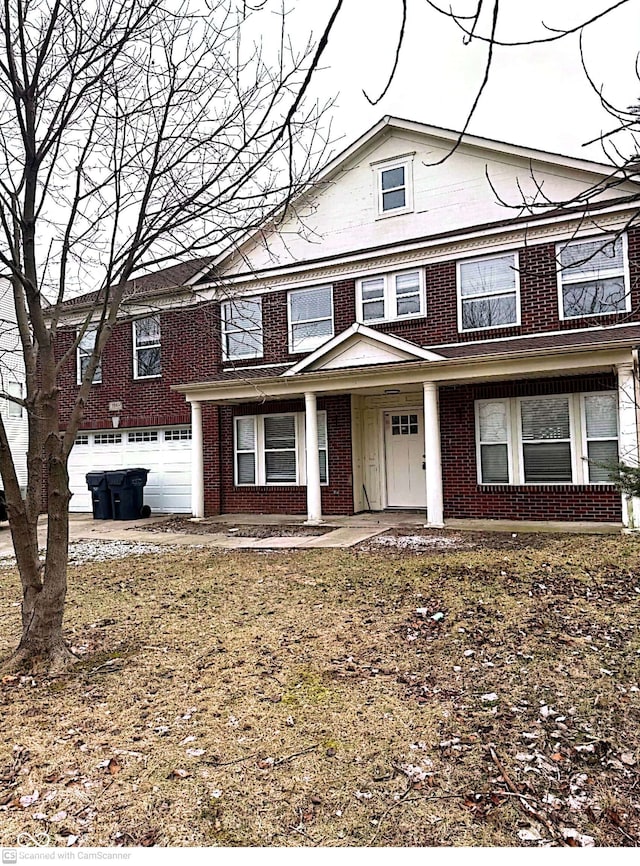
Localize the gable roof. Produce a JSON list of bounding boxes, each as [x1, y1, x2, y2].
[[284, 324, 443, 376], [57, 257, 213, 313], [208, 116, 639, 277]]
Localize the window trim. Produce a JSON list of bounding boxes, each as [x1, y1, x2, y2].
[[77, 326, 102, 386], [556, 233, 631, 321], [234, 411, 328, 487], [133, 316, 162, 380], [580, 392, 620, 485], [356, 268, 425, 324], [287, 285, 334, 354], [221, 296, 264, 362], [373, 156, 414, 219], [475, 391, 618, 486], [474, 399, 513, 485], [457, 252, 521, 333]]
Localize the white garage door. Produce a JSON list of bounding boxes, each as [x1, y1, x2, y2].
[[68, 427, 192, 514]]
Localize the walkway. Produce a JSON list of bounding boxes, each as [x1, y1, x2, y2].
[[0, 511, 622, 559]]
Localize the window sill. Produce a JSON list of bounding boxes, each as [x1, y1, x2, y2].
[[459, 322, 520, 334], [133, 374, 162, 381]]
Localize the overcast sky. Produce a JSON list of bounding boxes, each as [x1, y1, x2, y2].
[[289, 0, 640, 162]]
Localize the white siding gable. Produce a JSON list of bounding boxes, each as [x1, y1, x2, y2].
[[221, 126, 630, 276]]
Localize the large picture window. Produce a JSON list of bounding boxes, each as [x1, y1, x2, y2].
[[288, 286, 334, 353], [558, 235, 629, 319], [475, 392, 618, 485], [234, 411, 328, 486], [133, 316, 161, 379], [458, 253, 519, 331], [221, 297, 263, 360]]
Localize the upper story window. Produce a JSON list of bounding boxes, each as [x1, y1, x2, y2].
[[357, 269, 424, 323], [77, 327, 102, 385], [133, 316, 161, 379], [221, 297, 263, 361], [557, 234, 629, 319], [374, 156, 414, 218], [475, 391, 618, 486], [288, 285, 334, 354], [458, 252, 519, 332]]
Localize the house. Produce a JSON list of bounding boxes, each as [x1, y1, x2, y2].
[[56, 117, 640, 527]]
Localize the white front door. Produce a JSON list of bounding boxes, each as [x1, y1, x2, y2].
[[384, 410, 427, 508]]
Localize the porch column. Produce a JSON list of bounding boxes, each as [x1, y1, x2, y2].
[[617, 362, 640, 529], [304, 391, 323, 525], [423, 381, 444, 528], [191, 400, 205, 519]]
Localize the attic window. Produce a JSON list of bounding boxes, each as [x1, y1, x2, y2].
[[374, 157, 413, 217]]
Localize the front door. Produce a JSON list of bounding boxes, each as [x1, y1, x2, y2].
[[384, 410, 427, 508]]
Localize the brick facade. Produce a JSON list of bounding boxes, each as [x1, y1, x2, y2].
[[55, 226, 636, 523], [439, 374, 622, 523]]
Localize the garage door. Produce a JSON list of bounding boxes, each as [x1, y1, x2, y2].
[[68, 427, 192, 514]]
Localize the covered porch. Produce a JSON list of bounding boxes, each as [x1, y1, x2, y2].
[[173, 324, 640, 529]]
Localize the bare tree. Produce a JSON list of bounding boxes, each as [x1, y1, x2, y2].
[[0, 0, 345, 672]]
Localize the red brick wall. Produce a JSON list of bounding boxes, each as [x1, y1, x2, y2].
[[57, 303, 219, 430], [204, 395, 353, 516], [440, 374, 622, 522]]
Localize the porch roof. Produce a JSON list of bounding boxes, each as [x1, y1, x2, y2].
[[172, 327, 638, 404]]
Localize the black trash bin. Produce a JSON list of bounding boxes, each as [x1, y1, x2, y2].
[[86, 471, 112, 520], [0, 490, 7, 522], [106, 468, 150, 520]]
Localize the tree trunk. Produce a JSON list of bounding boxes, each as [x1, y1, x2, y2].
[[2, 412, 75, 674]]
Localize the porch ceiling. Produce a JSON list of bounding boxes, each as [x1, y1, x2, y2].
[[171, 343, 635, 404]]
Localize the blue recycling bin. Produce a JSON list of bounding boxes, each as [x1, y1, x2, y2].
[[105, 468, 150, 520], [85, 471, 112, 520]]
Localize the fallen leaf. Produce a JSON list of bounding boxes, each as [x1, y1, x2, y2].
[[167, 768, 191, 780], [107, 759, 122, 775], [19, 790, 40, 807]]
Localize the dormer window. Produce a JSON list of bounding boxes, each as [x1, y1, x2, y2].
[[374, 156, 413, 217]]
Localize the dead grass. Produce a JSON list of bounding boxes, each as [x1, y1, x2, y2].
[[0, 532, 639, 847]]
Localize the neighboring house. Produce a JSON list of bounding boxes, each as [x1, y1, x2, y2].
[[56, 118, 640, 527], [0, 276, 28, 494]]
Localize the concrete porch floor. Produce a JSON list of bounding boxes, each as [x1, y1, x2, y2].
[[0, 511, 623, 559]]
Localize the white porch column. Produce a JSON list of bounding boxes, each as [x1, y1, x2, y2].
[[304, 391, 323, 525], [617, 362, 640, 529], [190, 400, 205, 519], [423, 381, 444, 528]]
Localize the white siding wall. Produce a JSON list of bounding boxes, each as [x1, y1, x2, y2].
[[0, 278, 28, 489], [223, 131, 625, 275]]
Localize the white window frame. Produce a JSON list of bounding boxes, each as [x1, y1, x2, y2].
[[77, 327, 102, 385], [474, 399, 513, 484], [221, 296, 263, 361], [356, 269, 425, 323], [475, 392, 618, 486], [457, 252, 520, 333], [373, 156, 414, 219], [133, 316, 161, 380], [234, 411, 328, 487], [580, 392, 620, 484], [287, 286, 334, 354], [557, 233, 630, 321]]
